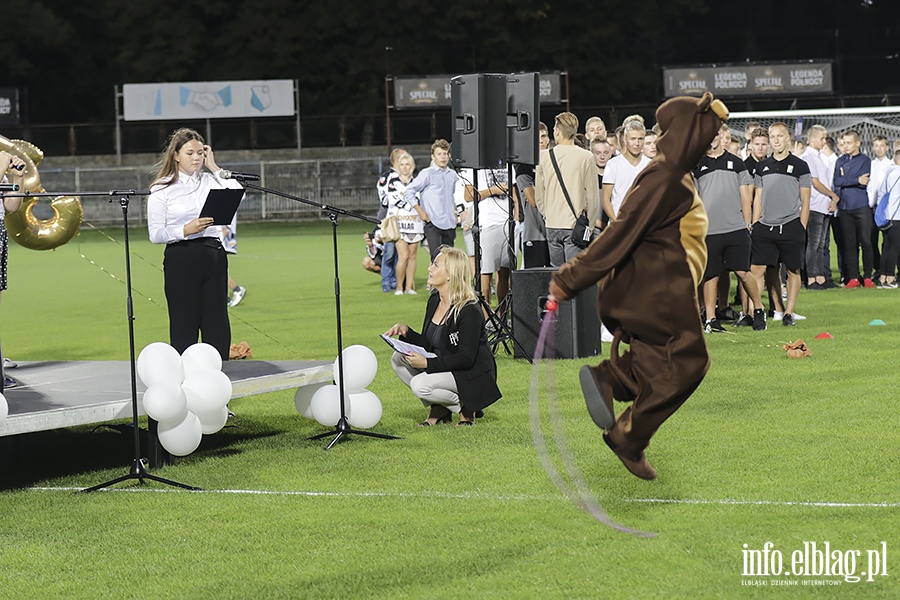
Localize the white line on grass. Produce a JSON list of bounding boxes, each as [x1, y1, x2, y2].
[[28, 487, 898, 508]]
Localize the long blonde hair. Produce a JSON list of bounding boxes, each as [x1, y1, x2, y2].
[[150, 128, 205, 188], [439, 246, 477, 322]]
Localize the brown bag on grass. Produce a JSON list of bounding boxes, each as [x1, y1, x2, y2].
[[783, 339, 811, 359], [230, 341, 253, 360]]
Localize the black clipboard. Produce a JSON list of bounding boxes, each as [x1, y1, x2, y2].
[[199, 188, 244, 225]]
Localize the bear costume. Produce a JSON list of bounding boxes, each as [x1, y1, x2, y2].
[[549, 92, 729, 480]]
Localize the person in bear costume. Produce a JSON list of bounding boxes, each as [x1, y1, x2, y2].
[[549, 92, 729, 480]]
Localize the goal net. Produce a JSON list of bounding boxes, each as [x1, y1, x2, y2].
[[726, 106, 900, 153]]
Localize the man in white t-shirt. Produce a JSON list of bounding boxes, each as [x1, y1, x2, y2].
[[461, 165, 512, 310], [868, 136, 893, 278], [602, 120, 651, 221]]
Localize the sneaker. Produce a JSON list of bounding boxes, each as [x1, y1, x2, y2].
[[879, 280, 898, 289], [845, 279, 861, 289], [405, 289, 418, 295], [752, 308, 767, 331], [863, 278, 876, 289], [733, 313, 753, 327], [823, 280, 838, 289], [230, 286, 246, 307], [783, 313, 795, 327], [807, 282, 825, 290], [3, 357, 17, 369], [3, 376, 18, 389], [600, 324, 614, 343], [394, 290, 404, 296], [705, 318, 726, 333], [793, 313, 806, 320], [715, 306, 740, 322], [772, 311, 784, 321], [579, 365, 615, 430]]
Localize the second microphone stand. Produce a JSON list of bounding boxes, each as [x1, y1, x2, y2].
[[240, 181, 399, 450], [3, 188, 199, 491]]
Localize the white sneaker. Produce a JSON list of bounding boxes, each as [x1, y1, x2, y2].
[[230, 286, 246, 307], [394, 290, 404, 296], [793, 312, 806, 320], [3, 357, 17, 369], [405, 289, 417, 295], [600, 324, 614, 343], [773, 311, 784, 321]]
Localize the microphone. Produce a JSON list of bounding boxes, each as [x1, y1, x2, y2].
[[0, 183, 20, 191], [219, 170, 260, 181]]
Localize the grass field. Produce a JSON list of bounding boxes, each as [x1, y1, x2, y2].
[[0, 220, 896, 598]]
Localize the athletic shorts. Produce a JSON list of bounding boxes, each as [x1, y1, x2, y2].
[[479, 224, 512, 273], [704, 228, 751, 280], [751, 218, 805, 271]]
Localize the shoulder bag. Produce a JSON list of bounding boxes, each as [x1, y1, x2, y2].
[[549, 148, 591, 249]]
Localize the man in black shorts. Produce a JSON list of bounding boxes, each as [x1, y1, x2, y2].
[[694, 124, 766, 332], [750, 122, 811, 327]]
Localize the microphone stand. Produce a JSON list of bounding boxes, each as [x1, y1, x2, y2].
[[467, 169, 532, 363], [240, 181, 400, 450], [6, 189, 199, 491]]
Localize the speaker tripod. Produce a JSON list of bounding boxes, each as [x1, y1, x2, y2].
[[467, 168, 532, 363]]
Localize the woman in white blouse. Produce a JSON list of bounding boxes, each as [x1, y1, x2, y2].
[[147, 128, 243, 359]]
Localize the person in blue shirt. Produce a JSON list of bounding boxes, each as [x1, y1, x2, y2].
[[404, 139, 462, 261]]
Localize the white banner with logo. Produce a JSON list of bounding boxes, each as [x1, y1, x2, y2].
[[123, 80, 295, 121]]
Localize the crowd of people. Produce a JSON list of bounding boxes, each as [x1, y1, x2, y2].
[[375, 108, 900, 440]]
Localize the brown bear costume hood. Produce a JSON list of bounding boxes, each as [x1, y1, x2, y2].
[[655, 92, 729, 172]]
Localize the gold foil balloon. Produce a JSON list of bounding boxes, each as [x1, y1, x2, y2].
[[1, 134, 82, 250]]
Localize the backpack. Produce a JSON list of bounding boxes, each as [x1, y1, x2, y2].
[[874, 174, 900, 230]]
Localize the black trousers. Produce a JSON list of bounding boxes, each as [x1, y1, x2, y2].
[[424, 222, 457, 261], [164, 238, 231, 360], [838, 206, 874, 281]]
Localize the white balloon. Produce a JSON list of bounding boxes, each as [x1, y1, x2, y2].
[[182, 369, 233, 413], [141, 382, 188, 424], [294, 383, 328, 419], [0, 392, 7, 422], [182, 343, 223, 378], [195, 406, 229, 435], [348, 390, 383, 429], [157, 411, 203, 456], [137, 342, 184, 387], [310, 384, 349, 426], [333, 345, 378, 392]]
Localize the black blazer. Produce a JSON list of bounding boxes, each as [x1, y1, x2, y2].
[[401, 291, 501, 412]]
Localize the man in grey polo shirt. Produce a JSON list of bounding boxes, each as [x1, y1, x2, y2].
[[694, 124, 766, 332], [750, 122, 811, 327], [405, 139, 462, 260]]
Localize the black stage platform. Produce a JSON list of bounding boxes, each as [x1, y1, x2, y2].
[[0, 360, 333, 437]]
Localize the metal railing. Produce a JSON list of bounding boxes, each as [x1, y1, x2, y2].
[[36, 155, 433, 227]]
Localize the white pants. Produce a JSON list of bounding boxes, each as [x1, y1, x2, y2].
[[391, 352, 460, 412]]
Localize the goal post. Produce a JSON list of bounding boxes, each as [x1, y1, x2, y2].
[[726, 106, 900, 153]]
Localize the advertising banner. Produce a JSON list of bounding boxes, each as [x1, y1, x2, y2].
[[394, 73, 562, 109], [663, 63, 832, 98], [0, 88, 20, 125], [123, 80, 295, 121]]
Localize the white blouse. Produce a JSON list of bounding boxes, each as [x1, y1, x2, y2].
[[147, 170, 243, 245]]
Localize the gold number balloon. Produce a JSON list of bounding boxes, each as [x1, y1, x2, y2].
[[0, 134, 83, 250]]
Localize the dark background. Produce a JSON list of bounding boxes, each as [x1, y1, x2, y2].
[[1, 0, 898, 151]]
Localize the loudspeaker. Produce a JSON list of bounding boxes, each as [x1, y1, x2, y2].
[[511, 268, 601, 359], [450, 74, 506, 169], [505, 72, 539, 165]]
